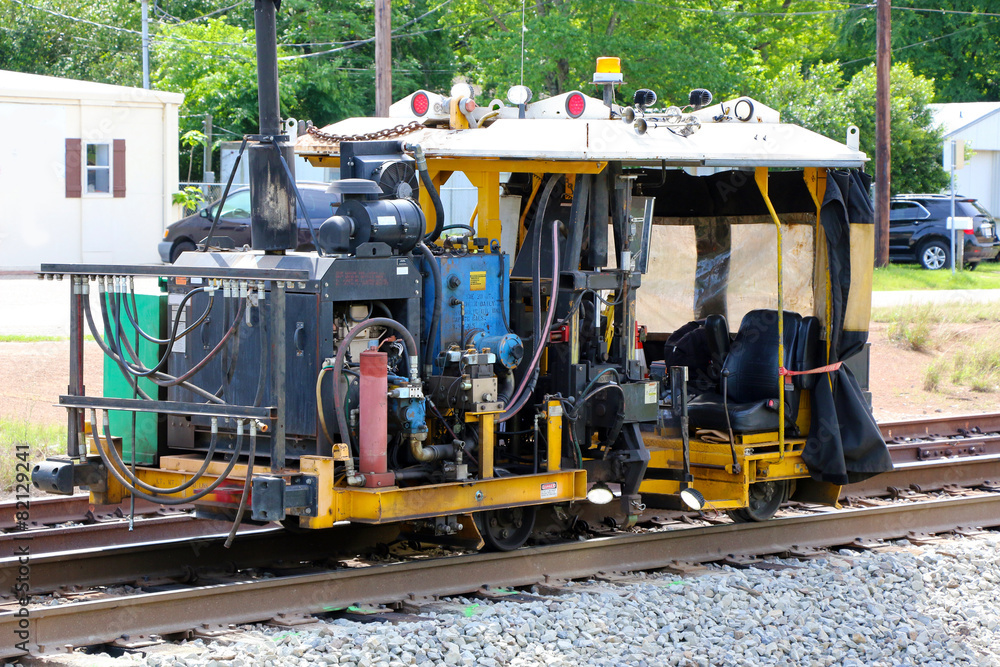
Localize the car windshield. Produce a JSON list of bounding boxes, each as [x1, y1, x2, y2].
[[214, 190, 252, 218]]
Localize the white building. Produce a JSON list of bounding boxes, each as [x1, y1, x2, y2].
[[930, 102, 1000, 216], [0, 70, 183, 270]]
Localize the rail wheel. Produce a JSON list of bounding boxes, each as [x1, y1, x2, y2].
[[475, 506, 536, 551], [727, 480, 789, 523]]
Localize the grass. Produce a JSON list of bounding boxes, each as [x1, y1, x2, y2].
[[0, 334, 96, 343], [871, 301, 1000, 325], [923, 360, 943, 392], [0, 334, 63, 342], [884, 308, 934, 351], [950, 342, 1000, 393], [0, 419, 65, 492], [872, 261, 1000, 292]]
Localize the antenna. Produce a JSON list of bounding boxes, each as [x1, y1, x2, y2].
[[520, 0, 526, 86]]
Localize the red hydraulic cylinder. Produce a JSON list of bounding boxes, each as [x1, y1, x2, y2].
[[359, 349, 395, 488]]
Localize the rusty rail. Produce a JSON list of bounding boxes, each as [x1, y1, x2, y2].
[[4, 494, 1000, 658]]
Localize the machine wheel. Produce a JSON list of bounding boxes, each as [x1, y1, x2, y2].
[[170, 240, 196, 263], [918, 239, 949, 270], [474, 506, 537, 551], [726, 480, 788, 523]]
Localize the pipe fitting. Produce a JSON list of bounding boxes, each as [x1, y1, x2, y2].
[[410, 437, 455, 463]]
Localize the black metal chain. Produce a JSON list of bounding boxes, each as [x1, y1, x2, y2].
[[305, 120, 425, 145]]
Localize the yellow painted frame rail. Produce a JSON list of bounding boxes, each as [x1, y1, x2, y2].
[[754, 167, 785, 459]]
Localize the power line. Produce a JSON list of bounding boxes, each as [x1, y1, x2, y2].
[[847, 2, 1000, 19], [841, 21, 993, 66]]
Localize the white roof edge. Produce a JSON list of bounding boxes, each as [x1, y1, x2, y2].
[[930, 102, 1000, 137], [0, 69, 184, 106]]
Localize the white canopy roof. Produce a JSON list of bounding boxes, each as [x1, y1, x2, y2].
[[297, 96, 867, 169]]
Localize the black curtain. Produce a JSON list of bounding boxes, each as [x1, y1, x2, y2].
[[801, 170, 893, 484]]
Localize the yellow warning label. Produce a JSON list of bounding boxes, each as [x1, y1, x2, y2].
[[469, 271, 487, 291]]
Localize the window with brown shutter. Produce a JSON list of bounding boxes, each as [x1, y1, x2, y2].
[[66, 139, 82, 198], [113, 139, 126, 198]]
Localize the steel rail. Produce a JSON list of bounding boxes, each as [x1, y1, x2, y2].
[[0, 523, 399, 595], [879, 412, 1000, 440], [4, 494, 1000, 658], [1, 514, 263, 555], [1, 495, 173, 531]]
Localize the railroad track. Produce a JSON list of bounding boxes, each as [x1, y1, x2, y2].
[[1, 495, 262, 555], [2, 411, 1000, 658], [3, 492, 1000, 658]]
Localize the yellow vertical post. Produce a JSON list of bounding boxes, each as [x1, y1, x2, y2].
[[755, 167, 785, 459], [479, 413, 495, 479], [465, 171, 502, 250], [421, 169, 450, 240], [546, 399, 562, 472], [803, 168, 833, 391]]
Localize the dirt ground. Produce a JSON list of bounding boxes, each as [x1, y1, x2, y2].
[[0, 341, 104, 426], [868, 320, 1000, 422], [1, 323, 997, 427]]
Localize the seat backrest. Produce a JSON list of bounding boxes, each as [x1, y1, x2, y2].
[[793, 316, 822, 390], [724, 309, 800, 404], [704, 314, 730, 372]]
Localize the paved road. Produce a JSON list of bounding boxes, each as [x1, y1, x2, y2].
[[0, 274, 160, 337], [2, 274, 998, 337]]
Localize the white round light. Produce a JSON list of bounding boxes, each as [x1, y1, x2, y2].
[[586, 482, 614, 505], [507, 85, 533, 106], [450, 82, 474, 100], [680, 487, 706, 511]]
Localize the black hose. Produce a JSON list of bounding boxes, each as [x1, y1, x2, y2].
[[418, 242, 442, 374], [406, 143, 444, 243], [85, 294, 224, 404], [332, 317, 420, 451], [224, 424, 258, 548], [204, 136, 248, 252], [92, 409, 246, 505], [441, 224, 475, 236]]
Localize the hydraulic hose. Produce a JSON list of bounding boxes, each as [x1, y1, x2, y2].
[[224, 422, 258, 548], [332, 317, 419, 451], [100, 282, 245, 388], [92, 409, 247, 505], [85, 292, 224, 404], [418, 242, 442, 374], [498, 220, 562, 423], [121, 280, 213, 346], [405, 143, 444, 243], [112, 284, 212, 378]]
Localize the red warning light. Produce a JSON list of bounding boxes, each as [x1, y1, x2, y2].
[[565, 92, 586, 118], [411, 92, 430, 116]]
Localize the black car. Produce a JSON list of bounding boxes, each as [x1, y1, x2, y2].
[[159, 182, 340, 263], [889, 194, 1000, 270]]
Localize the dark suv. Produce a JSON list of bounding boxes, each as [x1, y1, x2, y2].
[[889, 194, 1000, 270], [159, 182, 340, 263]]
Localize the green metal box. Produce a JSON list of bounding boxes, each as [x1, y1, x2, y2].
[[103, 291, 166, 465]]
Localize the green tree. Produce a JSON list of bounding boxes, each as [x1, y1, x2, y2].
[[832, 1, 1000, 102], [761, 61, 948, 195], [0, 0, 143, 84]]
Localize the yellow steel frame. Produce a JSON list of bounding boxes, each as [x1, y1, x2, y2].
[[120, 454, 586, 530], [640, 433, 813, 509], [420, 158, 607, 252], [754, 167, 786, 459]]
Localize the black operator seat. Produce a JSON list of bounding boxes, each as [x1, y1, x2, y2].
[[687, 309, 820, 436]]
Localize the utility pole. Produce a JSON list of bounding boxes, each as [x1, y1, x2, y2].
[[374, 0, 391, 116], [874, 0, 891, 267], [141, 0, 150, 89], [203, 114, 214, 183]]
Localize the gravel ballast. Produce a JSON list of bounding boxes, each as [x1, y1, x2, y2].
[[63, 532, 1000, 666]]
